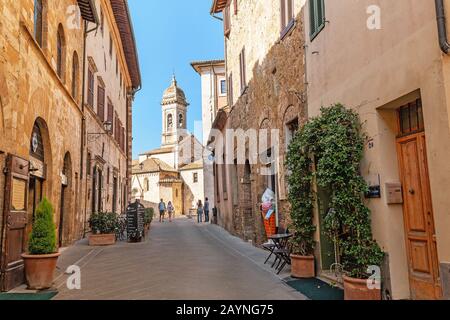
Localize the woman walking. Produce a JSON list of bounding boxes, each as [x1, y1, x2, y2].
[[197, 200, 204, 223], [167, 201, 174, 222]]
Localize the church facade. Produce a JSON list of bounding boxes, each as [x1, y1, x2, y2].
[[131, 76, 204, 215]]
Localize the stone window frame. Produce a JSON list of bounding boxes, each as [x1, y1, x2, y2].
[[96, 76, 106, 122], [71, 51, 80, 100], [239, 47, 247, 95], [56, 24, 66, 83], [33, 0, 47, 49], [167, 113, 174, 130], [219, 78, 227, 96], [193, 172, 199, 184], [224, 3, 231, 37], [87, 57, 98, 108], [309, 0, 326, 41], [280, 103, 300, 200], [280, 0, 295, 39]]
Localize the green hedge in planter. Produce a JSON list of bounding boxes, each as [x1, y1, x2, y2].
[[286, 123, 316, 256], [144, 208, 154, 225], [89, 212, 119, 235], [28, 198, 57, 255], [287, 104, 384, 279]]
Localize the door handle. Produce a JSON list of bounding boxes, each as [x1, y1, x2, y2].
[[409, 188, 415, 195]]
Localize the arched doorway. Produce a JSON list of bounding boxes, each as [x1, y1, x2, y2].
[[28, 119, 51, 233], [59, 152, 72, 247]]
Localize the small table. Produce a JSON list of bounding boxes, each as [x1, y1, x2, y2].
[[265, 234, 293, 270]]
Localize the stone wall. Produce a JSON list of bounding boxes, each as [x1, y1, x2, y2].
[[217, 1, 307, 244], [0, 0, 87, 247], [83, 0, 132, 222]]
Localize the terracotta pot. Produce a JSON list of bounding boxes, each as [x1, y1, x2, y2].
[[89, 233, 116, 246], [290, 254, 315, 278], [22, 252, 60, 290], [343, 275, 381, 300]]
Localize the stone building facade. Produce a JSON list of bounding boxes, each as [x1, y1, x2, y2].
[[304, 0, 450, 300], [82, 0, 141, 232], [0, 0, 96, 291], [0, 0, 140, 291], [191, 60, 227, 212], [210, 0, 307, 244]]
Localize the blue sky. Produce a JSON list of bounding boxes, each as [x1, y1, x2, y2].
[[128, 0, 224, 159]]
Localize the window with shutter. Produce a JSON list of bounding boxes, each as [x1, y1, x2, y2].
[[87, 68, 94, 107], [239, 48, 246, 94], [120, 126, 125, 151], [97, 86, 105, 122], [71, 51, 79, 99], [114, 112, 119, 142], [228, 73, 233, 106], [309, 0, 325, 40], [224, 5, 231, 37], [109, 35, 113, 57], [34, 0, 44, 47], [100, 9, 104, 35], [280, 0, 295, 38], [56, 25, 65, 81], [107, 102, 114, 134]]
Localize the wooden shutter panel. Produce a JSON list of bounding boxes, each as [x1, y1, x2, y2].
[[116, 117, 121, 145], [121, 126, 125, 151], [107, 103, 114, 134], [97, 86, 105, 121], [317, 0, 324, 27], [309, 0, 316, 35], [224, 5, 231, 37], [281, 0, 286, 30], [239, 48, 246, 93], [87, 69, 94, 107], [228, 73, 233, 107]]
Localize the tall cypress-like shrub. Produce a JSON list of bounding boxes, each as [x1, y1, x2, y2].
[[28, 198, 57, 255]]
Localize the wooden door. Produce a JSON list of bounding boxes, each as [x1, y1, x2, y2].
[[397, 132, 441, 299], [1, 155, 29, 291]]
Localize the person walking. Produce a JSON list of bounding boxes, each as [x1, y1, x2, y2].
[[197, 200, 204, 223], [204, 198, 210, 223], [158, 199, 166, 223], [167, 201, 174, 222]]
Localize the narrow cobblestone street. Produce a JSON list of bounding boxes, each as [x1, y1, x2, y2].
[[53, 219, 306, 300]]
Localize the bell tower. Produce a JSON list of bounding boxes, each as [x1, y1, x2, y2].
[[161, 75, 189, 147]]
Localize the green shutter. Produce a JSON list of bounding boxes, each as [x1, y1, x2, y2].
[[310, 0, 325, 40]]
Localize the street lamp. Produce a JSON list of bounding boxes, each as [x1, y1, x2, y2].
[[87, 121, 113, 142]]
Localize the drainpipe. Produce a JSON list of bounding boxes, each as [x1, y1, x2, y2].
[[81, 20, 99, 238], [436, 0, 450, 54], [126, 86, 141, 208]]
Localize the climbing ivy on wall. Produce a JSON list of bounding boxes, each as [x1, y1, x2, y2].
[[287, 103, 384, 278]]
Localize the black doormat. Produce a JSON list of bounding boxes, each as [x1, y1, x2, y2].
[[0, 290, 57, 300], [286, 278, 344, 300]]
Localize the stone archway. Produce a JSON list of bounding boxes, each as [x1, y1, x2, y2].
[[59, 152, 73, 247]]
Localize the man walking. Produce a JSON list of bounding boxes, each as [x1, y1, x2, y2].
[[204, 198, 210, 223], [159, 199, 166, 223]]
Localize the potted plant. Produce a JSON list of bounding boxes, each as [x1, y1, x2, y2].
[[144, 208, 154, 232], [22, 198, 60, 290], [286, 123, 316, 278], [88, 212, 118, 246]]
